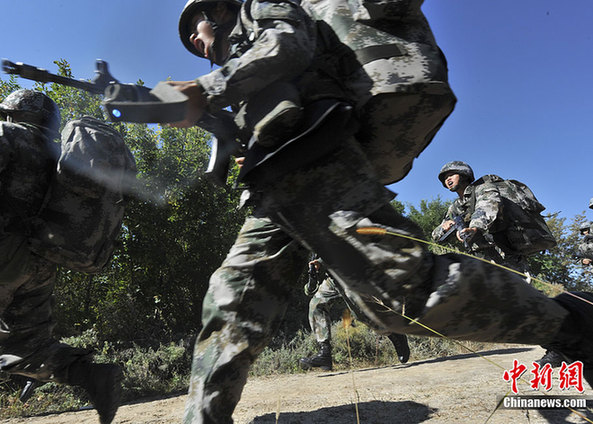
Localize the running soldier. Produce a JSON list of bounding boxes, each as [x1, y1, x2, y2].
[[432, 161, 531, 274], [167, 1, 593, 422], [300, 255, 409, 371], [0, 90, 122, 424]]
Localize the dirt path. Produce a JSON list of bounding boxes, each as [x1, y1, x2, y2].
[[3, 346, 592, 424]]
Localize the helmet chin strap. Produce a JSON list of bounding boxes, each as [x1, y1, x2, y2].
[[202, 11, 234, 66]]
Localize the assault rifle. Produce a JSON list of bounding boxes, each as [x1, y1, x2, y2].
[[437, 214, 472, 250], [2, 59, 241, 185]]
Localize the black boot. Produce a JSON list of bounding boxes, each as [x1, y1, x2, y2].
[[543, 292, 593, 387], [66, 360, 123, 424], [387, 333, 410, 364], [299, 341, 332, 371], [535, 350, 564, 368]]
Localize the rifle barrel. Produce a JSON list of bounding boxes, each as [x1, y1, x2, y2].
[[2, 60, 103, 94]]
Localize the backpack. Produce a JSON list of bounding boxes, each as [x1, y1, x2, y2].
[[302, 0, 457, 184], [28, 116, 137, 273], [470, 175, 557, 256]]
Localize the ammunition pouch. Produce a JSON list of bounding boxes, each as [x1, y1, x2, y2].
[[235, 81, 303, 148], [238, 99, 355, 185]]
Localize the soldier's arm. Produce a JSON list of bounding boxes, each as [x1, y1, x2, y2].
[[577, 240, 593, 261], [431, 205, 455, 241], [197, 0, 317, 110], [469, 184, 502, 233]]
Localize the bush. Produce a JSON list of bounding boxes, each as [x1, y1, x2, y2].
[[0, 328, 193, 419]]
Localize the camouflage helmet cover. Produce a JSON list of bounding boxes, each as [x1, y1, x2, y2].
[[580, 221, 592, 233], [589, 197, 593, 210], [438, 161, 475, 186], [179, 0, 242, 58], [0, 89, 60, 137]]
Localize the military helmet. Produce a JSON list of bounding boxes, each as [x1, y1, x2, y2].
[[580, 222, 592, 234], [0, 89, 60, 138], [589, 197, 593, 210], [438, 161, 475, 186], [179, 0, 242, 58]]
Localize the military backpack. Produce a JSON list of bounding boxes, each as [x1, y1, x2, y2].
[[469, 175, 557, 256], [29, 116, 136, 273]]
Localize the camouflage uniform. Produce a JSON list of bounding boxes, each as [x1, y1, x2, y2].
[[180, 1, 573, 423], [431, 177, 531, 275], [308, 267, 362, 345], [0, 121, 91, 382], [577, 222, 593, 261]]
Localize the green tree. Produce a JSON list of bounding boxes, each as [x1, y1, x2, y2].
[[1, 61, 247, 345]]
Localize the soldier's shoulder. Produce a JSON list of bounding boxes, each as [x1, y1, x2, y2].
[[249, 0, 304, 22], [0, 121, 35, 140]]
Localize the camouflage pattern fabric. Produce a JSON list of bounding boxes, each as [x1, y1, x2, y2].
[[577, 236, 593, 261], [0, 122, 91, 382], [431, 176, 530, 275], [308, 275, 366, 344], [181, 0, 569, 422], [184, 135, 568, 424], [183, 215, 309, 423], [301, 0, 457, 184], [308, 277, 341, 344]]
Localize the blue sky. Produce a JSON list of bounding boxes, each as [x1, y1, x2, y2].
[[3, 0, 592, 222]]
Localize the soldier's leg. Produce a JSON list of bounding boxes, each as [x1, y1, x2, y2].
[[183, 215, 309, 424], [260, 137, 570, 348], [0, 238, 121, 423], [0, 240, 90, 381], [308, 278, 341, 344], [300, 278, 341, 371]]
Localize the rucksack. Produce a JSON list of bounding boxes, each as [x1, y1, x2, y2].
[[29, 116, 137, 273], [470, 175, 557, 256], [302, 0, 457, 184]]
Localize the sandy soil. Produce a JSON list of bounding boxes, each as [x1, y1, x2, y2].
[[2, 345, 592, 424]]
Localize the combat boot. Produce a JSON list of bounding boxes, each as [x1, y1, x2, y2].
[[535, 350, 564, 368], [66, 360, 123, 424], [299, 341, 332, 371], [387, 333, 410, 364], [543, 292, 593, 388]]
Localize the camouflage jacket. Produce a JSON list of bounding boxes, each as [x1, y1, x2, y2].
[[301, 0, 452, 105], [196, 0, 349, 111], [0, 122, 56, 230], [577, 234, 593, 261], [432, 176, 503, 243], [197, 0, 450, 111]]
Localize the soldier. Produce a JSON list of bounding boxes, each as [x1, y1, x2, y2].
[[168, 1, 593, 423], [0, 89, 122, 424], [300, 256, 410, 371], [576, 220, 593, 266], [432, 161, 565, 368], [432, 161, 530, 274]]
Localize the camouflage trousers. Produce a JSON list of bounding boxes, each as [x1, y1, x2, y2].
[[308, 276, 360, 344], [183, 138, 569, 424], [0, 234, 90, 382]]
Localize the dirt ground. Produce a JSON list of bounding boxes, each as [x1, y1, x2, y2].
[[2, 345, 593, 424]]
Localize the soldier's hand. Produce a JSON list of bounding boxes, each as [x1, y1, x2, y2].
[[583, 258, 592, 266], [458, 227, 478, 242], [166, 80, 207, 127], [308, 259, 320, 270], [442, 220, 455, 232]]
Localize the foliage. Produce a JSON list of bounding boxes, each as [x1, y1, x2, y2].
[[0, 61, 247, 347], [250, 320, 498, 378], [0, 329, 192, 419]]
